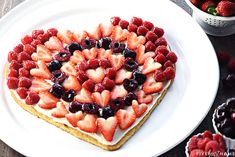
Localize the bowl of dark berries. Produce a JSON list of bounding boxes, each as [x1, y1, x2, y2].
[[185, 130, 227, 157], [213, 98, 235, 150], [185, 0, 235, 36]]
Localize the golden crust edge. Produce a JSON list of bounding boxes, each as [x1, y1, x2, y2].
[[5, 64, 174, 151]]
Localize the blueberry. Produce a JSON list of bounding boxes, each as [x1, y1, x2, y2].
[[81, 39, 96, 49], [69, 101, 83, 113], [99, 38, 111, 50], [109, 41, 125, 53], [48, 60, 62, 72], [49, 83, 65, 98], [66, 42, 82, 54], [51, 70, 67, 84], [54, 50, 71, 62], [222, 74, 235, 89], [123, 48, 136, 60], [109, 98, 125, 112], [124, 58, 138, 71], [124, 92, 138, 106], [123, 79, 138, 92], [62, 89, 76, 102], [98, 106, 115, 119], [82, 103, 99, 114], [133, 70, 146, 85]]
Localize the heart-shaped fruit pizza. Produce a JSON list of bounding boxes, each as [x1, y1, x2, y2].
[[6, 16, 178, 150]]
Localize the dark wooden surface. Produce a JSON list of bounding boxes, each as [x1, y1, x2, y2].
[[0, 0, 234, 156]]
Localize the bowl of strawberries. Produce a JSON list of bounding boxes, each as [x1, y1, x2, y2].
[[185, 0, 235, 36]]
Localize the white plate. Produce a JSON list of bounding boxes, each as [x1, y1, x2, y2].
[[0, 0, 219, 156]]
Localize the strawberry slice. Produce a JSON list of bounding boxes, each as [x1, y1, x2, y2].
[[137, 90, 153, 104], [61, 62, 77, 76], [98, 49, 112, 59], [127, 32, 146, 50], [83, 48, 98, 60], [77, 114, 97, 133], [99, 23, 113, 37], [65, 111, 83, 127], [57, 30, 73, 44], [116, 109, 136, 130], [97, 117, 118, 141], [111, 85, 128, 99], [29, 77, 51, 93], [111, 25, 129, 41], [30, 60, 52, 79], [51, 102, 69, 118], [136, 45, 156, 65], [86, 67, 105, 83], [75, 88, 93, 103], [38, 91, 59, 109], [62, 75, 81, 91], [132, 100, 147, 118], [72, 31, 88, 43], [70, 50, 85, 65], [31, 44, 52, 62], [115, 69, 133, 84], [143, 74, 164, 94], [142, 57, 162, 75], [108, 54, 125, 70], [86, 25, 102, 40], [44, 36, 63, 51], [92, 90, 111, 107]]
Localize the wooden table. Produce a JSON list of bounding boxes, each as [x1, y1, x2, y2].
[[0, 0, 234, 156]]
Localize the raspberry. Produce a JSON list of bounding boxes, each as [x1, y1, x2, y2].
[[188, 136, 199, 152], [8, 51, 18, 62], [37, 33, 50, 43], [143, 21, 154, 30], [145, 41, 156, 52], [205, 140, 219, 153], [155, 37, 167, 47], [128, 24, 138, 33], [227, 58, 235, 73], [217, 51, 231, 65], [153, 27, 164, 37], [8, 69, 18, 77], [110, 16, 121, 26], [154, 54, 167, 64], [16, 87, 28, 99], [18, 77, 32, 88], [31, 29, 44, 39], [24, 44, 36, 55], [82, 79, 95, 92], [7, 77, 19, 89], [31, 39, 41, 48], [25, 91, 40, 105], [166, 52, 178, 63], [77, 70, 88, 83], [164, 60, 173, 69], [197, 137, 210, 149], [13, 44, 24, 53], [155, 45, 169, 56], [94, 83, 105, 92], [47, 28, 58, 36], [9, 60, 22, 70], [154, 70, 166, 82], [137, 26, 148, 36], [189, 149, 206, 157], [130, 17, 143, 26], [164, 67, 175, 80], [18, 68, 30, 77], [106, 68, 117, 80], [145, 31, 158, 42], [77, 61, 89, 71], [23, 60, 36, 70], [21, 35, 33, 45], [203, 130, 213, 139], [99, 59, 111, 68], [102, 77, 115, 90], [119, 20, 129, 29], [88, 59, 99, 69], [18, 52, 31, 62], [213, 134, 226, 149]]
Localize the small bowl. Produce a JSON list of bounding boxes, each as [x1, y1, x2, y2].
[[185, 0, 235, 36]]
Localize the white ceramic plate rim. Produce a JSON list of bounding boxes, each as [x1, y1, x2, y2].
[[0, 0, 219, 157]]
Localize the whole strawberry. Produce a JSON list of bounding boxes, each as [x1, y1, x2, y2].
[[216, 1, 235, 17]]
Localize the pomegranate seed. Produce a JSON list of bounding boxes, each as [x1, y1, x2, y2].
[[8, 69, 18, 77], [145, 41, 156, 52], [166, 52, 178, 63], [88, 59, 99, 69], [24, 44, 36, 55], [18, 77, 32, 88], [21, 35, 33, 45], [130, 17, 143, 26], [154, 54, 167, 64], [164, 67, 175, 80], [105, 68, 117, 80], [9, 60, 22, 70], [13, 44, 24, 53], [8, 51, 18, 62], [31, 39, 42, 48], [128, 24, 138, 33], [7, 77, 19, 89], [137, 26, 148, 36], [155, 37, 167, 47], [143, 21, 154, 30], [119, 20, 129, 29], [102, 77, 115, 90], [99, 59, 111, 68], [47, 28, 58, 36], [110, 16, 121, 26], [18, 52, 31, 62], [154, 70, 167, 82], [155, 45, 169, 56], [94, 83, 105, 92], [82, 79, 95, 92], [25, 91, 40, 105], [16, 87, 28, 99], [153, 27, 164, 37], [146, 31, 158, 42], [23, 60, 36, 70], [18, 68, 30, 77], [32, 29, 44, 39], [227, 58, 235, 73]]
